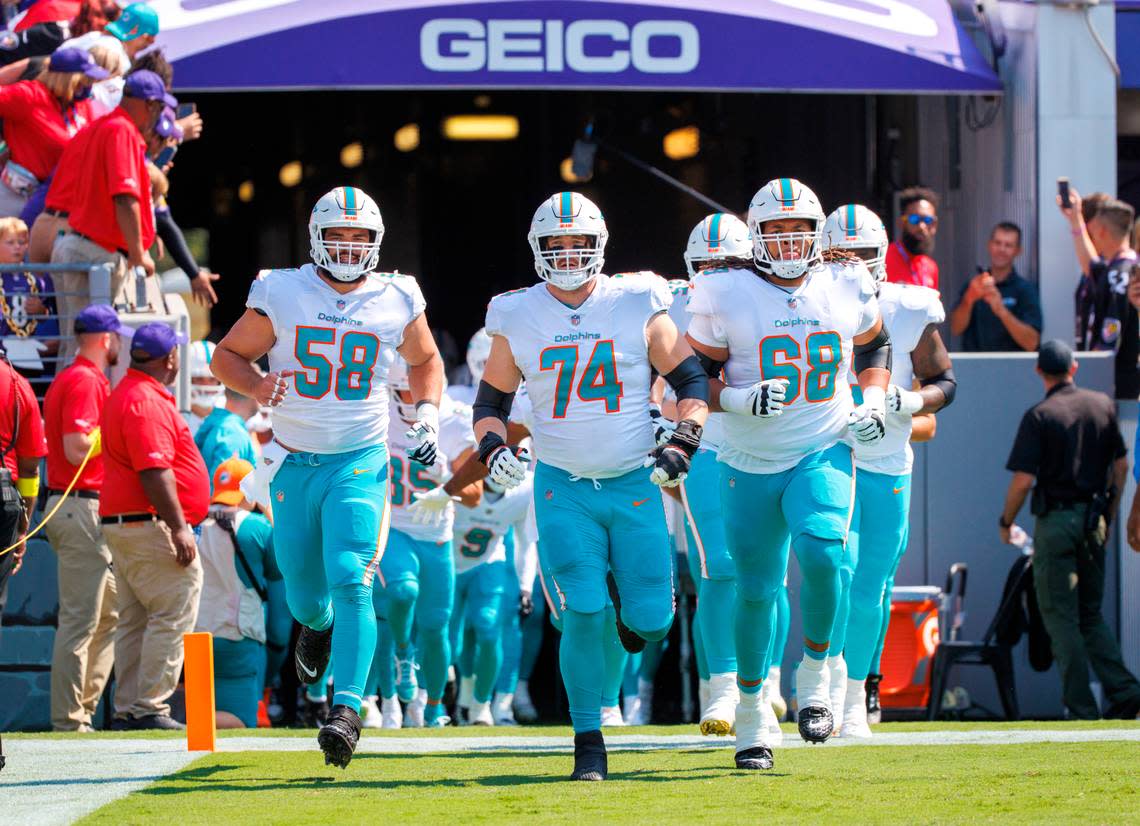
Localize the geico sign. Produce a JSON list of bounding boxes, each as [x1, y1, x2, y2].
[[421, 19, 699, 74]]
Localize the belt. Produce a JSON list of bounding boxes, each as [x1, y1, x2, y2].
[[48, 488, 98, 500], [68, 230, 127, 258], [44, 208, 68, 219], [100, 513, 158, 525]]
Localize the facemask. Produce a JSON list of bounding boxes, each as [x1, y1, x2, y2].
[[191, 384, 225, 409]]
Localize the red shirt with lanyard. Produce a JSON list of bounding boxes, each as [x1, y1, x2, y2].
[[0, 81, 95, 182], [885, 240, 940, 290], [0, 358, 47, 479]]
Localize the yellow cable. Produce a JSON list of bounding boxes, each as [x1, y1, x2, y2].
[[0, 439, 98, 558]]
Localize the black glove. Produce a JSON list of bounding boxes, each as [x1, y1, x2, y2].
[[647, 419, 702, 488], [518, 591, 534, 620]]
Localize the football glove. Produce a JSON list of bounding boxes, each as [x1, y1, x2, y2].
[[848, 386, 887, 445], [886, 384, 924, 416], [405, 402, 440, 466], [719, 378, 788, 418], [649, 407, 675, 446], [408, 485, 461, 527], [477, 431, 531, 490], [645, 419, 703, 488]]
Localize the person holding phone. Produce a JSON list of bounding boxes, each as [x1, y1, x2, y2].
[[885, 187, 940, 289]]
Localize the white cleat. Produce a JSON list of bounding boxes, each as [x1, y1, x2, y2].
[[514, 681, 538, 723], [404, 688, 427, 728], [492, 693, 518, 725], [795, 659, 834, 743], [733, 698, 777, 770], [842, 679, 873, 740], [698, 679, 711, 718], [360, 696, 383, 729], [380, 696, 402, 729], [601, 705, 627, 726], [469, 700, 495, 726], [700, 673, 737, 736]]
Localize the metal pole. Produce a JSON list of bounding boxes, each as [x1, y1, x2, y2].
[[592, 138, 739, 217]]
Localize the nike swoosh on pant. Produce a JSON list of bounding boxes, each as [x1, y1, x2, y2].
[[633, 499, 649, 507]]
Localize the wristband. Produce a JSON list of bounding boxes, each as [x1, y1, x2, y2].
[[860, 385, 886, 410], [16, 475, 39, 499], [477, 432, 507, 465]]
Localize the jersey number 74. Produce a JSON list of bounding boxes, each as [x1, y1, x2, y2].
[[539, 340, 623, 418]]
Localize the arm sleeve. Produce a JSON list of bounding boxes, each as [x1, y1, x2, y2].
[[1005, 411, 1042, 475], [14, 375, 46, 460], [154, 209, 200, 277], [123, 402, 176, 471]]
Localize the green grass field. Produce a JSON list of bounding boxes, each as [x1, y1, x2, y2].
[[71, 723, 1140, 825]]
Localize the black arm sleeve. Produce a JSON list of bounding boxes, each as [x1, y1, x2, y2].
[[472, 380, 515, 427], [693, 349, 726, 378], [155, 209, 200, 277], [919, 367, 957, 407], [853, 325, 892, 374], [663, 355, 709, 403]]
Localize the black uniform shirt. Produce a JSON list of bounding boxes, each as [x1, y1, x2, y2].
[[1006, 383, 1126, 502]]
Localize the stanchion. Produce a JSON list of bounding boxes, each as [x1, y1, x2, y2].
[[183, 631, 216, 752]]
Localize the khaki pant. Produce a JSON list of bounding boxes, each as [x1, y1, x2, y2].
[[44, 495, 118, 731], [50, 232, 129, 367], [104, 520, 202, 719], [29, 212, 68, 264]]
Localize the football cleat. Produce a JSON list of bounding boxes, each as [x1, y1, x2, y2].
[[294, 624, 333, 686], [469, 700, 494, 727], [606, 572, 646, 654], [380, 697, 402, 729], [317, 705, 362, 769], [394, 653, 419, 703], [570, 730, 608, 781], [866, 674, 883, 725], [359, 696, 382, 730], [795, 660, 834, 743], [492, 694, 518, 725], [404, 688, 426, 728], [733, 700, 777, 771], [299, 696, 329, 728], [601, 705, 626, 727], [829, 657, 848, 736], [735, 746, 775, 771], [424, 701, 451, 728], [514, 683, 538, 723], [842, 680, 873, 740], [700, 673, 737, 736]]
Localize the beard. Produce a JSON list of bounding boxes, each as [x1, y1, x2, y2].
[[901, 232, 933, 256]]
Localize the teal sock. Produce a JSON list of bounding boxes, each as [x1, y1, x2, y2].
[[560, 608, 605, 733], [828, 566, 853, 657], [869, 572, 897, 675], [621, 649, 641, 698], [601, 605, 626, 707], [698, 577, 737, 674], [639, 637, 666, 682], [329, 583, 376, 712], [418, 626, 451, 702], [735, 594, 775, 694], [692, 612, 709, 681], [424, 700, 446, 724], [795, 535, 842, 660]]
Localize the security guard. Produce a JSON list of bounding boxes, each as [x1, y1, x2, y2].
[[1000, 340, 1140, 720]]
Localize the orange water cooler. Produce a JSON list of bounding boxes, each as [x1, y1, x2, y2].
[[880, 585, 941, 711]]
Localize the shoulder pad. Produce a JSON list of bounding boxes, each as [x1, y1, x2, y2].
[[899, 284, 941, 312], [490, 286, 530, 306], [609, 270, 665, 292]]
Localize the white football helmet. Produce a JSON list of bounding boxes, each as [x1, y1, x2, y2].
[[387, 357, 418, 426], [527, 191, 608, 290], [747, 178, 825, 280], [683, 213, 752, 277], [188, 340, 224, 409], [466, 327, 493, 386], [309, 186, 384, 282], [822, 204, 889, 283]]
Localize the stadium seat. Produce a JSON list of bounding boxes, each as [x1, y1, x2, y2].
[[927, 563, 1021, 721]]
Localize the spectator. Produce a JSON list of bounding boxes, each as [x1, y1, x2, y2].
[[62, 2, 157, 77], [0, 46, 107, 218], [195, 386, 258, 485], [196, 458, 279, 729], [49, 68, 174, 365], [1060, 186, 1139, 400], [0, 341, 46, 639], [1002, 340, 1140, 720], [100, 321, 208, 730], [0, 0, 82, 65], [69, 1, 122, 39], [41, 304, 125, 731], [885, 186, 940, 289], [0, 216, 59, 382], [950, 222, 1041, 352]]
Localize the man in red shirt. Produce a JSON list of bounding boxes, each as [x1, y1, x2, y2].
[[49, 69, 175, 364], [0, 347, 47, 643], [101, 321, 208, 730], [885, 186, 941, 290], [42, 304, 126, 731]]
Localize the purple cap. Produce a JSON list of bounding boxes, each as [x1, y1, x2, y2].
[[130, 322, 188, 360], [123, 70, 177, 108], [50, 47, 111, 80], [155, 107, 183, 141], [74, 304, 128, 336]]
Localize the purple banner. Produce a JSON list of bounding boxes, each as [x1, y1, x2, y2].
[[157, 0, 1000, 93]]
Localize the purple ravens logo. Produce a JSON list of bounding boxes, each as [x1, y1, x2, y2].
[[570, 314, 581, 327], [336, 299, 347, 310]]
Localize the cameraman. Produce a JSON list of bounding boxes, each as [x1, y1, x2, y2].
[[1000, 341, 1140, 720]]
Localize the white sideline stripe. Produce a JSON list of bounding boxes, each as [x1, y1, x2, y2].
[[3, 728, 1139, 825]]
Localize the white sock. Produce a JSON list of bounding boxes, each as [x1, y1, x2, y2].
[[739, 690, 763, 710], [846, 678, 866, 706], [827, 655, 844, 671], [768, 666, 782, 685], [458, 678, 475, 709], [638, 677, 654, 704], [800, 655, 825, 672]]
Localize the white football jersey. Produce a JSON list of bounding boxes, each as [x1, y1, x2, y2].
[[852, 283, 945, 475], [687, 263, 880, 474], [448, 382, 535, 431], [452, 474, 535, 575], [666, 278, 724, 452], [247, 264, 425, 454], [485, 273, 670, 478], [387, 394, 476, 542]]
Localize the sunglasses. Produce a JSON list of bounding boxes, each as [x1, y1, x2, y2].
[[904, 214, 937, 226]]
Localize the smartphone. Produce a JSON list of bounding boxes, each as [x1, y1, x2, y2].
[[155, 144, 178, 168], [1058, 177, 1071, 208], [176, 102, 196, 119]]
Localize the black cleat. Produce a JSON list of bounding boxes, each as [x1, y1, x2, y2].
[[865, 673, 882, 725], [295, 624, 334, 685], [606, 573, 646, 654], [797, 704, 834, 743], [570, 730, 608, 781], [735, 746, 775, 771], [299, 697, 330, 728], [318, 705, 362, 769]]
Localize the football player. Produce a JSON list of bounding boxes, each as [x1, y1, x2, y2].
[[686, 178, 891, 770], [474, 192, 709, 780], [821, 204, 955, 737], [211, 186, 444, 767]]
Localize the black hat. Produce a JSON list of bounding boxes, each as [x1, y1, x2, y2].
[[1037, 339, 1074, 375]]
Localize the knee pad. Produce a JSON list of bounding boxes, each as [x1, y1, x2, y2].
[[735, 569, 782, 605], [385, 578, 419, 609], [795, 534, 843, 579], [285, 592, 331, 630]]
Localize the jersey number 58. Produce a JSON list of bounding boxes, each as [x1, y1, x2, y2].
[[295, 326, 380, 401]]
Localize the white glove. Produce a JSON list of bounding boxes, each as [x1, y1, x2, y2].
[[406, 402, 439, 466], [848, 386, 887, 445], [649, 407, 675, 446], [886, 384, 924, 416], [486, 445, 531, 490], [719, 378, 788, 417], [409, 485, 460, 527]]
